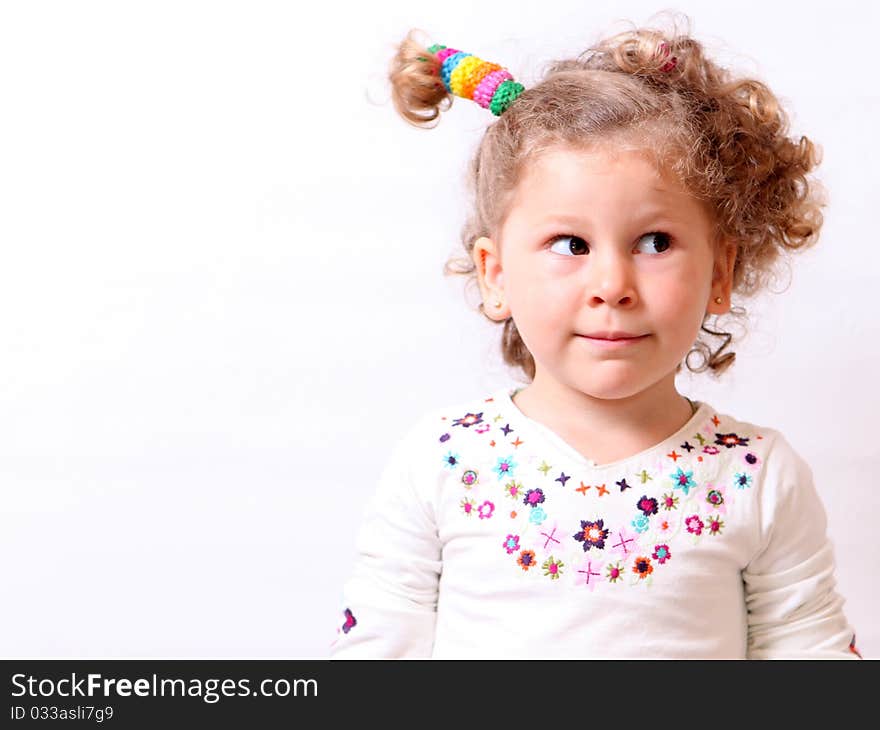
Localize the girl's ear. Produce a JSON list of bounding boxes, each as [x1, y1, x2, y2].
[[708, 239, 738, 315], [472, 236, 508, 319]]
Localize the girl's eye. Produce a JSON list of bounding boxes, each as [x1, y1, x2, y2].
[[634, 231, 672, 255], [547, 232, 673, 256], [548, 235, 589, 256]]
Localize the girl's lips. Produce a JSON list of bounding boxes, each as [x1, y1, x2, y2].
[[578, 334, 650, 348]]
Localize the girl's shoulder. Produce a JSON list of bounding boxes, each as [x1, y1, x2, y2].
[[704, 405, 818, 506], [704, 405, 809, 468]]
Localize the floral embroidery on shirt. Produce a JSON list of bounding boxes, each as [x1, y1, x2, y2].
[[685, 515, 704, 536], [631, 514, 650, 533], [606, 561, 624, 583], [504, 480, 524, 499], [733, 472, 753, 490], [493, 455, 518, 479], [671, 467, 697, 495], [518, 549, 537, 571], [453, 411, 484, 428], [575, 559, 604, 590], [503, 534, 520, 554], [652, 544, 671, 564], [529, 507, 548, 525], [573, 519, 609, 551], [462, 469, 478, 487], [609, 527, 640, 557], [637, 495, 659, 516], [743, 452, 762, 469], [661, 492, 679, 510], [704, 485, 727, 514], [715, 432, 749, 448], [706, 515, 724, 535], [537, 522, 564, 552], [542, 556, 564, 579], [632, 556, 654, 579], [437, 390, 771, 594], [341, 608, 357, 634]]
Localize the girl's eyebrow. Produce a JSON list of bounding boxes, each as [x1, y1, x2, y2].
[[536, 206, 682, 226]]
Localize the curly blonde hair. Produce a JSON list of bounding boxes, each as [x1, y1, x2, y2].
[[387, 15, 825, 381]]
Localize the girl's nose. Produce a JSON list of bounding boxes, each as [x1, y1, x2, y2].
[[587, 250, 637, 307]]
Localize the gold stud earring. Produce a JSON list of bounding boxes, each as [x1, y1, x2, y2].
[[714, 296, 723, 304], [493, 300, 503, 309]]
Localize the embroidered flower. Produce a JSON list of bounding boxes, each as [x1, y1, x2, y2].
[[707, 515, 724, 535], [670, 467, 697, 495], [442, 451, 460, 469], [706, 485, 727, 514], [573, 518, 609, 551], [637, 495, 659, 516], [702, 445, 720, 456], [523, 488, 546, 508], [656, 517, 674, 536], [610, 527, 639, 557], [475, 422, 491, 434], [504, 480, 523, 500], [574, 559, 604, 590], [632, 556, 654, 579], [477, 500, 495, 519], [733, 472, 752, 490], [517, 549, 537, 571], [503, 534, 520, 554], [529, 506, 547, 525], [661, 492, 679, 511], [715, 432, 750, 448], [493, 455, 518, 480], [439, 433, 450, 443], [538, 522, 564, 552], [685, 515, 704, 535], [341, 608, 357, 634], [461, 469, 478, 487], [743, 452, 762, 469], [452, 411, 484, 428], [652, 544, 671, 564], [631, 514, 650, 534], [606, 561, 624, 583], [460, 497, 476, 515], [542, 555, 564, 579]]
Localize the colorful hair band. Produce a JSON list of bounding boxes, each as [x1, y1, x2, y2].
[[427, 43, 525, 116]]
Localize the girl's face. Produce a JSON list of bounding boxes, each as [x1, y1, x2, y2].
[[475, 144, 736, 403]]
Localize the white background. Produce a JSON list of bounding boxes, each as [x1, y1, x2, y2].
[[0, 0, 877, 658]]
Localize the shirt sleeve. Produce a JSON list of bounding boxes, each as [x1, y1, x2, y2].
[[329, 413, 442, 658], [743, 431, 860, 659]]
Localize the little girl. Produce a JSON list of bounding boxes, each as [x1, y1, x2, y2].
[[330, 19, 861, 659]]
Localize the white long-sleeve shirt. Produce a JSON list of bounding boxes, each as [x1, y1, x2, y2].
[[331, 385, 861, 659]]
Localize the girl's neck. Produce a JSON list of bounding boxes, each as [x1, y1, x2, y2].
[[510, 373, 696, 466]]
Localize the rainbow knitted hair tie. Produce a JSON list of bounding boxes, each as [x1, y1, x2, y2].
[[426, 43, 525, 116]]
